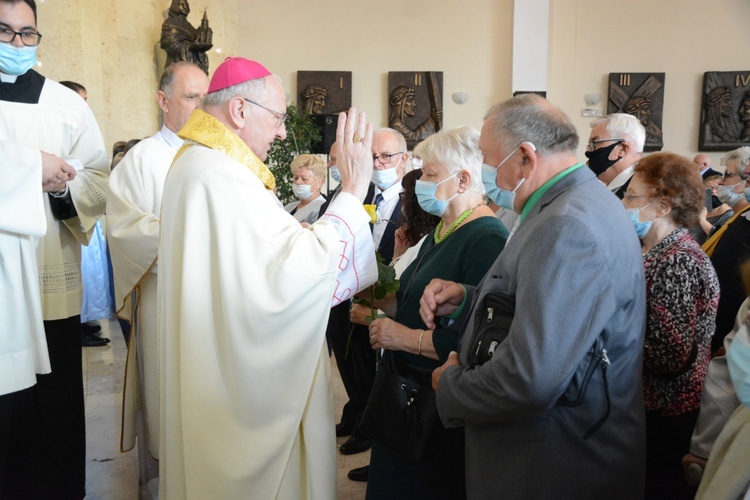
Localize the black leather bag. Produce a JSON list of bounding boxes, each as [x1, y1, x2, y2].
[[358, 351, 443, 461], [467, 292, 516, 367]]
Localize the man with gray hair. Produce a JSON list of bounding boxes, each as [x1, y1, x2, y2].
[[585, 112, 646, 199], [157, 57, 377, 499], [107, 60, 208, 498], [422, 94, 647, 498]]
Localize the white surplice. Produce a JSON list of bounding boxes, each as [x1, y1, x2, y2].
[[108, 125, 181, 461], [0, 75, 109, 320], [0, 111, 50, 396], [159, 141, 377, 499]]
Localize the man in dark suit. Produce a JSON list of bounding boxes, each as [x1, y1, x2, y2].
[[585, 113, 645, 199], [424, 95, 647, 499]]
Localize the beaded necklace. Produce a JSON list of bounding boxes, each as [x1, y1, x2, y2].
[[434, 204, 481, 244]]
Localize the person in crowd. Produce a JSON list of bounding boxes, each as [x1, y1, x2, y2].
[[107, 61, 208, 499], [703, 146, 750, 353], [0, 1, 109, 497], [342, 128, 408, 482], [694, 261, 750, 499], [693, 153, 721, 180], [157, 56, 377, 499], [58, 80, 113, 347], [585, 112, 645, 199], [0, 107, 64, 498], [284, 153, 327, 223], [424, 94, 647, 499], [361, 126, 507, 499], [621, 152, 720, 499]]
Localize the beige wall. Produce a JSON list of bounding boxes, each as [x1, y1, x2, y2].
[[36, 0, 237, 154], [32, 0, 748, 166], [237, 0, 514, 147], [548, 0, 750, 166]]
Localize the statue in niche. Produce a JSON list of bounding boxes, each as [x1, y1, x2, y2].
[[302, 85, 327, 115], [624, 96, 662, 146], [739, 93, 750, 143], [160, 0, 213, 74], [389, 85, 442, 148], [702, 86, 737, 143]]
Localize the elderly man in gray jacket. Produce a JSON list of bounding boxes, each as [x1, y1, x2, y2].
[[421, 94, 647, 499]]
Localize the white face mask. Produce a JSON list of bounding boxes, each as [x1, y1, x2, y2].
[[372, 157, 402, 190], [292, 183, 314, 201]]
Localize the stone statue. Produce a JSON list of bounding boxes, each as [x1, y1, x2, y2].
[[160, 0, 213, 74], [302, 85, 327, 115], [388, 85, 441, 148]]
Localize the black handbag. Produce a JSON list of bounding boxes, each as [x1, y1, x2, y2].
[[358, 351, 444, 461]]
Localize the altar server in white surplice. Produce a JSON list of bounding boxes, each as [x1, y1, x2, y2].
[[158, 57, 377, 500], [0, 1, 109, 497], [107, 61, 208, 497]]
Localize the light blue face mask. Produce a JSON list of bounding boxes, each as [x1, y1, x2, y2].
[[481, 143, 534, 210], [717, 182, 744, 206], [329, 166, 341, 183], [372, 157, 402, 190], [744, 186, 750, 203], [625, 201, 655, 239], [415, 172, 460, 217], [0, 43, 37, 76]]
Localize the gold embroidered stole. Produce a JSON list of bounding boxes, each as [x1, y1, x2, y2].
[[175, 109, 277, 191]]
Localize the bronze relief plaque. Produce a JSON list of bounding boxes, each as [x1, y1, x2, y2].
[[296, 71, 352, 115], [608, 73, 665, 152], [699, 71, 750, 151], [388, 71, 443, 149]]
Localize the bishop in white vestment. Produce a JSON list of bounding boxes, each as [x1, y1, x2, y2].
[[158, 57, 377, 499]]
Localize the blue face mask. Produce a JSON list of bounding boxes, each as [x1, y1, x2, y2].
[[744, 186, 750, 203], [625, 201, 655, 239], [329, 166, 341, 183], [481, 143, 534, 210], [717, 182, 744, 206], [0, 43, 37, 76], [372, 157, 402, 190], [415, 172, 460, 217]]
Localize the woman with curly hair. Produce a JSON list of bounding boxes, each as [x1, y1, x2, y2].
[[622, 152, 720, 499]]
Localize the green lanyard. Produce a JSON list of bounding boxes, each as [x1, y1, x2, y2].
[[519, 163, 584, 223]]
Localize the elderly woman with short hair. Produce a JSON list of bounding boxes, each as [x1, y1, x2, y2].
[[363, 126, 508, 500], [621, 152, 720, 499], [284, 153, 326, 223]]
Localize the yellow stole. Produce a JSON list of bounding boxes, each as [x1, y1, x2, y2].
[[702, 205, 750, 257], [175, 109, 277, 192]]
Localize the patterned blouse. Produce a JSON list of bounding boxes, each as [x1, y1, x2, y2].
[[642, 227, 720, 416]]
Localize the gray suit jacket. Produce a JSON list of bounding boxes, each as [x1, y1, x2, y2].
[[437, 166, 647, 499]]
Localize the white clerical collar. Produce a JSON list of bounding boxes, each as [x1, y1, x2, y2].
[[155, 124, 184, 151], [0, 72, 19, 83], [376, 179, 402, 201], [608, 164, 635, 192]]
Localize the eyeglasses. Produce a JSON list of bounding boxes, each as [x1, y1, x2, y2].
[[586, 138, 624, 151], [724, 171, 748, 181], [622, 192, 649, 202], [373, 152, 404, 165], [243, 98, 287, 127], [0, 27, 42, 46]]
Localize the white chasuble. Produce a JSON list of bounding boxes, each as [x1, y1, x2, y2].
[[0, 109, 50, 395], [108, 129, 178, 458], [158, 111, 376, 499]]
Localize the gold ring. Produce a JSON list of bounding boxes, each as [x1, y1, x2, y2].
[[353, 134, 364, 143]]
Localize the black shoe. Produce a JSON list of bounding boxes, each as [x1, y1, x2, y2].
[[336, 422, 354, 438], [347, 465, 369, 482], [81, 332, 110, 347], [81, 322, 102, 335], [339, 435, 371, 455]]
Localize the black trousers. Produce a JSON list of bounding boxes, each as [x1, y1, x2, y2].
[[0, 316, 86, 499], [328, 301, 377, 437]]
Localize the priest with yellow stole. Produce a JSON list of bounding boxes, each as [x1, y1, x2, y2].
[[158, 57, 377, 499]]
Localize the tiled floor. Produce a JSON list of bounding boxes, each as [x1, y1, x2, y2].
[[83, 317, 369, 499]]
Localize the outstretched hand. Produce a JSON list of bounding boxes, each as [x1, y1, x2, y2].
[[41, 152, 76, 193], [432, 351, 460, 391], [336, 107, 373, 201]]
